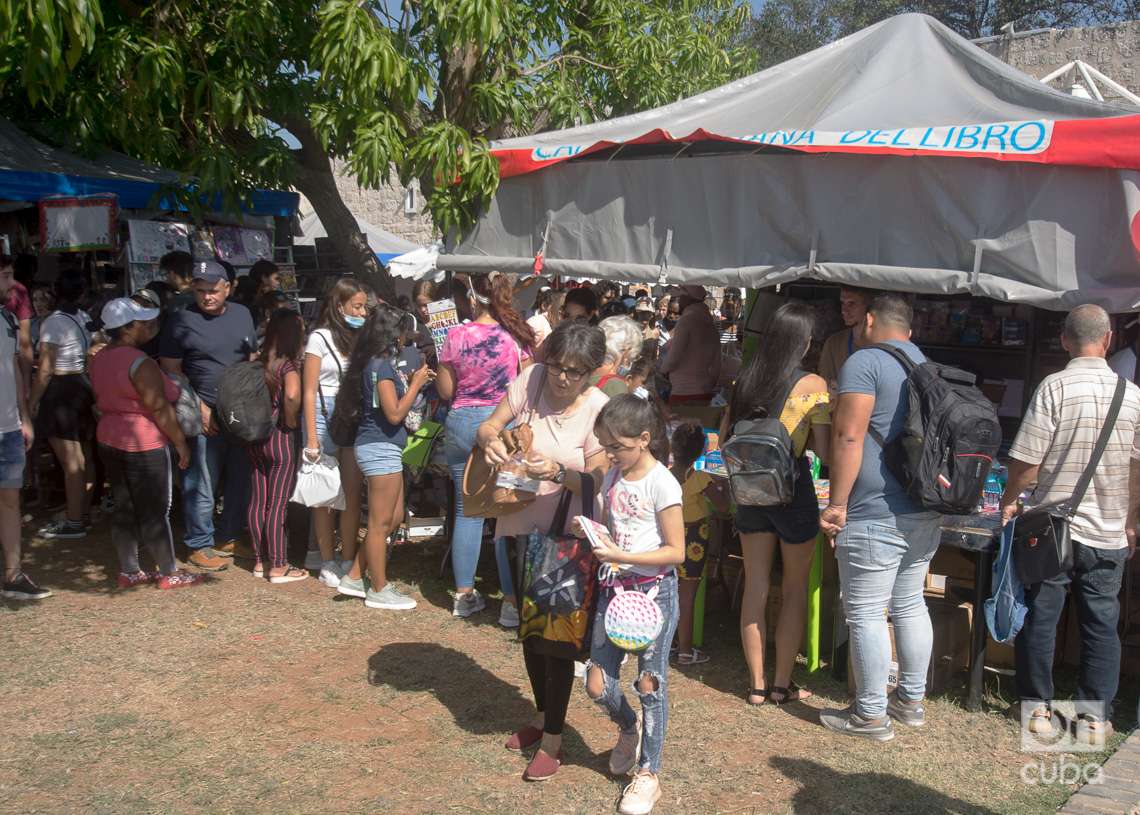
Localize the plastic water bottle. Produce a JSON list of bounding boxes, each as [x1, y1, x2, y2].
[[983, 472, 1002, 512]]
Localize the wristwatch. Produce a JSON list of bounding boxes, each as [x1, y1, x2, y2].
[[551, 463, 566, 484]]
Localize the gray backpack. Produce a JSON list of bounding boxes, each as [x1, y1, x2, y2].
[[722, 372, 803, 507]]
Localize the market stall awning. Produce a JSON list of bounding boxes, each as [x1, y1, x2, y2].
[[0, 119, 298, 217], [294, 210, 419, 264], [444, 13, 1140, 311]]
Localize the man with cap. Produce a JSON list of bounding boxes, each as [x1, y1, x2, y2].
[[659, 283, 722, 405], [159, 261, 258, 571]]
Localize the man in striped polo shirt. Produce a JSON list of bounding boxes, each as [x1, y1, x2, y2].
[[1001, 304, 1140, 743]]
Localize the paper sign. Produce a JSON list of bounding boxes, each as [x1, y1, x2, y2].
[[39, 195, 118, 252], [128, 219, 191, 264], [212, 226, 272, 266], [426, 298, 460, 356]]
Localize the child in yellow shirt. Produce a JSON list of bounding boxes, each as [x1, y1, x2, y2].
[[670, 422, 728, 665]]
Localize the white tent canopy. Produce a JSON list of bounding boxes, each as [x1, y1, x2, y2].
[[443, 13, 1140, 311], [295, 209, 418, 263]]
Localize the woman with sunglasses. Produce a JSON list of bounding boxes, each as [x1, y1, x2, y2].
[[475, 319, 609, 780]]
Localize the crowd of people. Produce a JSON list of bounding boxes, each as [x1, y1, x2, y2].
[[1, 251, 1135, 814]]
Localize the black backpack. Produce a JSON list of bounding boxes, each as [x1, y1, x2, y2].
[[869, 344, 1002, 515], [722, 370, 803, 507], [214, 361, 274, 445]]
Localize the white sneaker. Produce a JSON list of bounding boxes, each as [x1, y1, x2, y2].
[[498, 601, 520, 628], [574, 661, 587, 678], [452, 590, 487, 618], [303, 548, 323, 570], [318, 560, 345, 588], [618, 772, 661, 815]]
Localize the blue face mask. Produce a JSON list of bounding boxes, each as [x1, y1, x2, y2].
[[343, 314, 365, 329]]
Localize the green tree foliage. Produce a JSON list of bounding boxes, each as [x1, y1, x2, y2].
[[747, 0, 1139, 68], [0, 0, 753, 295]]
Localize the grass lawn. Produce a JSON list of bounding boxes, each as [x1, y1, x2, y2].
[[2, 507, 1135, 814]]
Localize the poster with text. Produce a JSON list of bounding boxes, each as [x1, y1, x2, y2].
[[426, 298, 459, 357], [39, 195, 118, 252]]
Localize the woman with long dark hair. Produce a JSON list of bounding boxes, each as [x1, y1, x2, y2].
[[435, 272, 536, 623], [31, 273, 95, 539], [331, 305, 434, 610], [247, 308, 306, 583], [302, 278, 369, 587], [721, 301, 831, 706]]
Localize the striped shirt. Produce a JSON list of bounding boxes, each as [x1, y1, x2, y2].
[[1008, 357, 1140, 550]]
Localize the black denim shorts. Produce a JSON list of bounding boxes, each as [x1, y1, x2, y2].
[[735, 457, 820, 544]]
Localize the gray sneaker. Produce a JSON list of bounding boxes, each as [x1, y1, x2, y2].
[[365, 583, 417, 610], [886, 690, 926, 728], [452, 590, 486, 618], [337, 574, 367, 599], [819, 707, 895, 742]]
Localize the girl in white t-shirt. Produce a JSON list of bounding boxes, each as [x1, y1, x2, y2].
[[584, 394, 684, 815], [301, 278, 368, 588]]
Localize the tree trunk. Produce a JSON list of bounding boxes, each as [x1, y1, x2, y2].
[[288, 118, 396, 304]]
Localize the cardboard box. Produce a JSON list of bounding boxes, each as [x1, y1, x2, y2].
[[929, 546, 976, 581]]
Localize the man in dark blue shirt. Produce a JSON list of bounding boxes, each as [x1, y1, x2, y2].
[[160, 261, 257, 571]]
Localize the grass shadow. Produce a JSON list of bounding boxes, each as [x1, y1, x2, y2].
[[769, 756, 1001, 814], [366, 642, 610, 777]]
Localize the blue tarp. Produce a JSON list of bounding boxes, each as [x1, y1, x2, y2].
[[0, 119, 298, 217], [0, 169, 298, 217]]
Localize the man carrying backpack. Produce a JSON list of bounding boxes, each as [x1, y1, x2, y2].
[[999, 305, 1140, 745], [160, 261, 258, 571], [818, 293, 942, 742]]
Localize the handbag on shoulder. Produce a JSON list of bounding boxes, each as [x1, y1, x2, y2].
[[1013, 376, 1126, 585]]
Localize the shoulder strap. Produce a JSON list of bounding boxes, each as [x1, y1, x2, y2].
[[0, 306, 15, 336], [1068, 375, 1127, 516], [59, 311, 89, 354], [870, 342, 917, 373], [315, 331, 343, 418]]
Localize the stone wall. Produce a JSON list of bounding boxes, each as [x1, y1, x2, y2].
[[329, 160, 436, 245], [975, 20, 1140, 100]]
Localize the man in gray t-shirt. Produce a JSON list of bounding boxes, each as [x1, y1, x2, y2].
[[818, 293, 941, 742]]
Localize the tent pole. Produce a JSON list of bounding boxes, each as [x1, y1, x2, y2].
[[1075, 61, 1105, 102], [1083, 64, 1140, 107], [1039, 61, 1075, 84]]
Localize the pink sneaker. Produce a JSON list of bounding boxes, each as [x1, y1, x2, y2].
[[157, 571, 207, 590], [116, 571, 155, 589]]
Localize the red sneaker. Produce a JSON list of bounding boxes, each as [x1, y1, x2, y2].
[[157, 571, 207, 590], [506, 725, 543, 751], [522, 749, 562, 782], [116, 571, 156, 589]]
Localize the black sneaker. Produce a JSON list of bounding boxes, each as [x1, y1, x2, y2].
[[3, 572, 52, 600], [37, 519, 87, 540], [819, 707, 895, 742]]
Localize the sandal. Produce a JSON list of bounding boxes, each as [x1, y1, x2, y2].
[[747, 688, 769, 706], [769, 682, 813, 705], [268, 565, 309, 584], [252, 563, 265, 578], [676, 648, 710, 666]]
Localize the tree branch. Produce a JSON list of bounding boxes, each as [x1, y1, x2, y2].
[[522, 53, 617, 77]]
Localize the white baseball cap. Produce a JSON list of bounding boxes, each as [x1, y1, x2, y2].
[[101, 297, 159, 330]]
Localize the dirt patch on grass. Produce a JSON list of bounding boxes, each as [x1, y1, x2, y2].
[[1, 513, 1131, 814]]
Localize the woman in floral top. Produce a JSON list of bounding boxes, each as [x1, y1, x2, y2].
[[721, 302, 831, 707]]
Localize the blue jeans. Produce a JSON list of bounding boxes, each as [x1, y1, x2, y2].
[[588, 573, 679, 774], [1015, 540, 1127, 720], [834, 514, 941, 719], [445, 405, 495, 592], [182, 432, 252, 550]]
